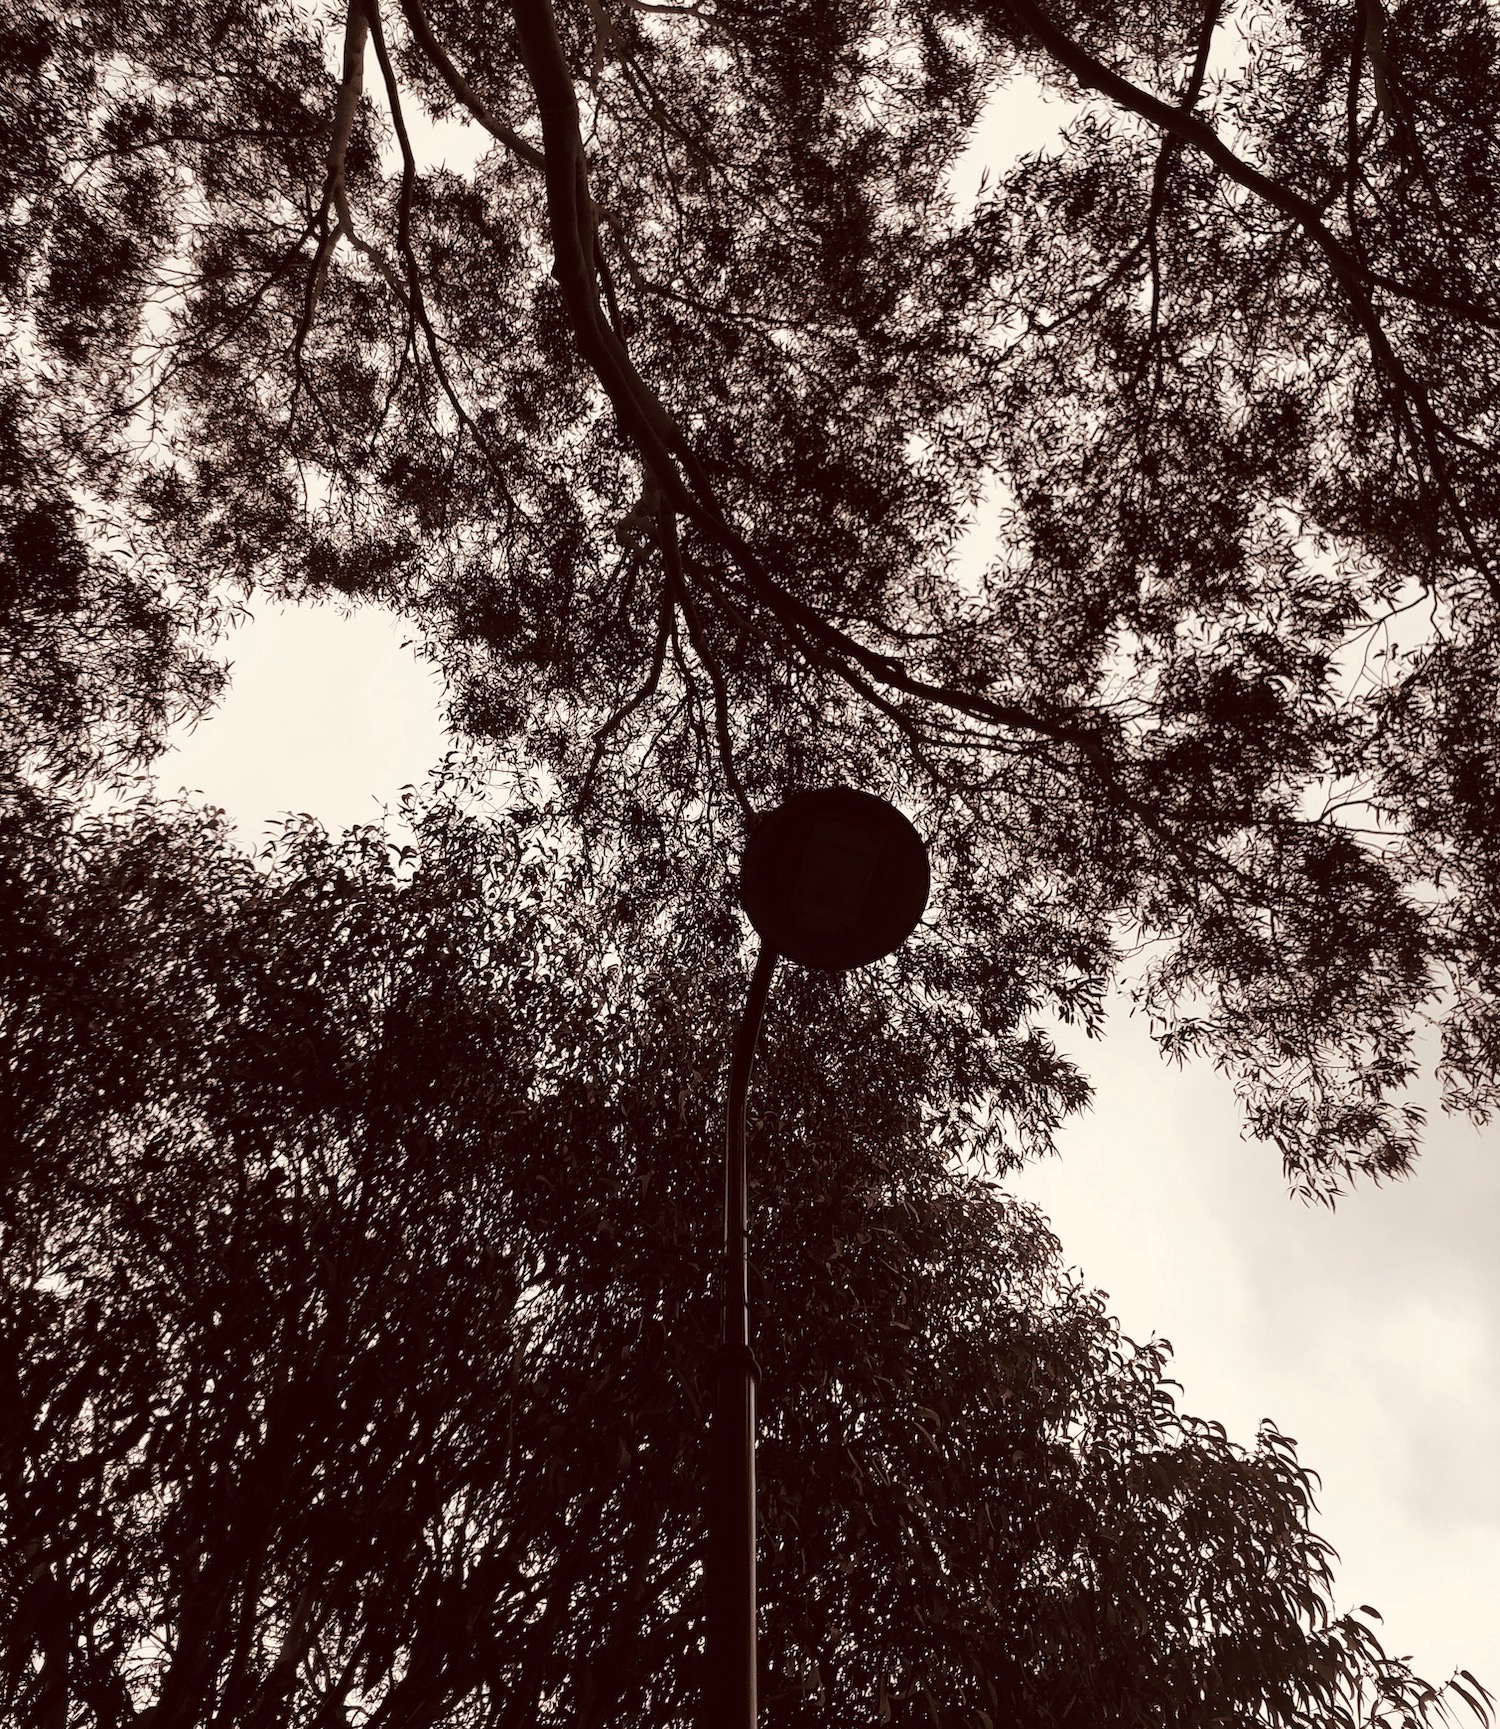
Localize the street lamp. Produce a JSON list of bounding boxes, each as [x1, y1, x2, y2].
[[707, 788, 930, 1729]]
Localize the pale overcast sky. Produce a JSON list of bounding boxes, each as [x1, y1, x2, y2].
[[148, 58, 1498, 1702]]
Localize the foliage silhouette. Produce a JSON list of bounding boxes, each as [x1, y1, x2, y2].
[[7, 0, 1500, 1183], [6, 0, 1500, 1716], [0, 774, 1490, 1726]]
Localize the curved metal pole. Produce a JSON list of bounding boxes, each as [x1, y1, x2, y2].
[[707, 941, 778, 1729]]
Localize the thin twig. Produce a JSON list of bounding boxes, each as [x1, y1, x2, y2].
[[577, 586, 672, 804], [658, 500, 754, 822]]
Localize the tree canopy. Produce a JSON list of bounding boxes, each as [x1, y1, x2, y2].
[[7, 0, 1500, 1717], [7, 0, 1500, 1186], [1, 772, 1489, 1727]]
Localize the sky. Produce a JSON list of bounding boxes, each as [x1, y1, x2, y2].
[[150, 43, 1499, 1704], [1011, 1019, 1500, 1692]]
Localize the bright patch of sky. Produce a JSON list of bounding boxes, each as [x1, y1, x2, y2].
[[378, 95, 497, 182], [946, 74, 1077, 219], [154, 598, 448, 847], [1011, 1008, 1499, 1691]]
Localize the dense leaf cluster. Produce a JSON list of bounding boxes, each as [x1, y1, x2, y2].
[[0, 380, 222, 780], [1, 777, 1485, 1727]]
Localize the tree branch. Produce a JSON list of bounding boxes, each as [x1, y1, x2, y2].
[[507, 0, 1117, 771], [1002, 0, 1500, 599], [365, 0, 524, 517], [577, 584, 671, 804], [659, 502, 753, 821], [396, 0, 547, 171], [1143, 0, 1222, 354]]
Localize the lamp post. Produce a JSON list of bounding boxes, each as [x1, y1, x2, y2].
[[706, 788, 930, 1729]]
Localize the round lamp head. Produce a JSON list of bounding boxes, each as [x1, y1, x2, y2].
[[738, 787, 930, 972]]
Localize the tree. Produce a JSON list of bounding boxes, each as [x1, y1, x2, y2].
[[0, 771, 1489, 1727], [7, 0, 1500, 1187]]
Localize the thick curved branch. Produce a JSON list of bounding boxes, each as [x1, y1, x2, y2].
[[296, 0, 405, 353], [1001, 0, 1500, 599], [328, 0, 370, 231], [396, 0, 546, 171], [507, 0, 1112, 770], [280, 3, 396, 388], [1003, 0, 1500, 333]]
